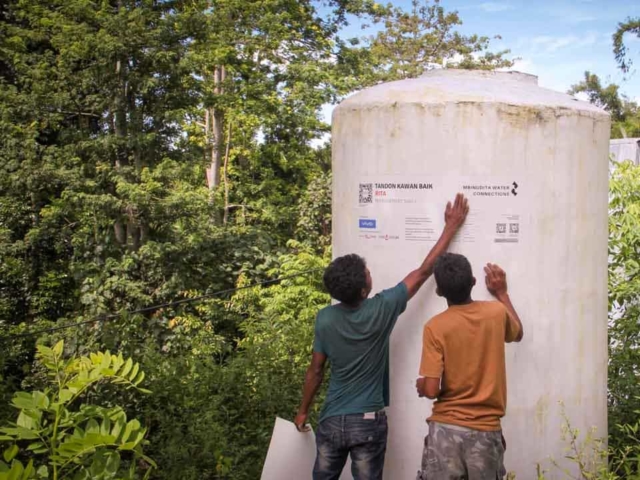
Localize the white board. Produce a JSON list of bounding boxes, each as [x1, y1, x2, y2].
[[347, 175, 531, 477], [355, 176, 525, 249], [261, 417, 352, 480]]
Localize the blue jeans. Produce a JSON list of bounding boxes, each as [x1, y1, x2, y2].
[[313, 411, 388, 480]]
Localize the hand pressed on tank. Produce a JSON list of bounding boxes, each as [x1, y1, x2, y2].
[[444, 193, 469, 230], [484, 263, 507, 299]]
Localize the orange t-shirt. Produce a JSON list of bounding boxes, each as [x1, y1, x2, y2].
[[419, 301, 521, 431]]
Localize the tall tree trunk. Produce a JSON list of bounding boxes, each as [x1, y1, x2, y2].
[[223, 121, 232, 225], [113, 56, 128, 245], [205, 64, 225, 224], [127, 62, 144, 250], [206, 65, 225, 190], [114, 58, 128, 169]]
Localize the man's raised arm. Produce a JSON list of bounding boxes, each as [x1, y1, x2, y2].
[[402, 193, 469, 300]]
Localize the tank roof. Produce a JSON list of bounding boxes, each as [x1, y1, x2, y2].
[[337, 69, 609, 117]]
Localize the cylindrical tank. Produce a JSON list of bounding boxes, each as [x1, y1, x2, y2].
[[331, 70, 610, 478]]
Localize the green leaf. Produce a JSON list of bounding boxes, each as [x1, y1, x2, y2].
[[11, 393, 34, 411], [16, 412, 36, 430], [21, 460, 33, 479], [86, 419, 99, 435], [88, 449, 106, 478], [140, 454, 157, 468], [36, 465, 48, 479], [52, 341, 64, 358], [128, 362, 139, 383], [71, 469, 90, 480], [31, 392, 49, 410], [118, 442, 137, 451], [100, 353, 111, 371], [3, 446, 18, 463], [6, 460, 23, 480], [111, 417, 125, 441], [120, 420, 134, 444], [104, 451, 120, 476], [0, 428, 38, 441], [119, 358, 133, 378], [132, 371, 145, 386], [100, 416, 111, 437], [36, 346, 53, 361], [58, 389, 73, 404]]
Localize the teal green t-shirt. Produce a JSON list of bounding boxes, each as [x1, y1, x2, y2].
[[313, 282, 408, 421]]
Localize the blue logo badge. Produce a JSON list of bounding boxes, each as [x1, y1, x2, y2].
[[359, 219, 376, 229]]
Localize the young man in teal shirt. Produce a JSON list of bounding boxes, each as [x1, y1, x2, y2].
[[294, 193, 469, 480]]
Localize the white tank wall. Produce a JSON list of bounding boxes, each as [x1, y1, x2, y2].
[[331, 70, 610, 478]]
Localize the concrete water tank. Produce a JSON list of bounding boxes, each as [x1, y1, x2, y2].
[[331, 70, 610, 478]]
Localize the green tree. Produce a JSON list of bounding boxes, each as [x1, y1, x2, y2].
[[136, 245, 328, 479], [0, 0, 204, 330], [608, 160, 640, 448], [569, 72, 640, 138], [181, 0, 370, 231], [296, 170, 332, 253], [613, 18, 640, 73], [361, 0, 513, 83]]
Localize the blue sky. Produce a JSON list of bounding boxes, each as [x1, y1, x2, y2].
[[438, 0, 639, 97], [319, 0, 639, 124]]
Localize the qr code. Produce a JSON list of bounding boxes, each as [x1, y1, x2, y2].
[[496, 223, 506, 234], [359, 183, 373, 204], [509, 223, 519, 234]]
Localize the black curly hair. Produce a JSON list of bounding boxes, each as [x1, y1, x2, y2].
[[323, 254, 367, 305], [434, 253, 474, 304]]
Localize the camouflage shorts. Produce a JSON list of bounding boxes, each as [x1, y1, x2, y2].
[[416, 422, 506, 480]]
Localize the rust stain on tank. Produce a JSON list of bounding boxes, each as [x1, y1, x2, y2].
[[495, 104, 552, 130]]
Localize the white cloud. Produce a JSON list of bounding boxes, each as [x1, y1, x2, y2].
[[526, 33, 598, 54], [570, 15, 597, 24], [478, 2, 513, 12], [505, 57, 595, 94], [573, 91, 590, 102], [310, 133, 330, 150], [320, 103, 334, 124], [507, 58, 536, 74]]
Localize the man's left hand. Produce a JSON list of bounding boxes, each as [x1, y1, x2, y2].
[[294, 411, 310, 432], [415, 377, 426, 398]]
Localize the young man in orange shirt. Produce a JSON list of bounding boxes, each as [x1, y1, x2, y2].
[[415, 254, 523, 480]]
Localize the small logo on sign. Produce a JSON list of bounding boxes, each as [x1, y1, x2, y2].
[[359, 219, 376, 229], [511, 181, 519, 196]]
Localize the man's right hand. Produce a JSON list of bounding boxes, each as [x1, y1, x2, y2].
[[484, 263, 508, 299], [444, 193, 469, 231], [485, 263, 524, 342], [294, 411, 310, 432]]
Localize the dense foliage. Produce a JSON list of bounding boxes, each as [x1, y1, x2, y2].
[[1, 0, 639, 478], [0, 341, 153, 480], [569, 72, 640, 139], [0, 0, 513, 478], [608, 160, 640, 449]]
